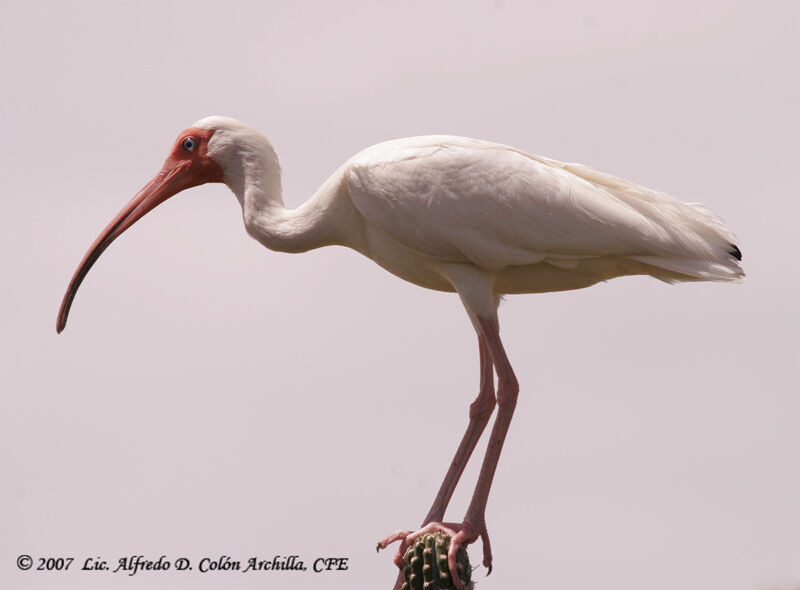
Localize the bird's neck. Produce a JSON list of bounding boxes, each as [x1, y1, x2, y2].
[[229, 154, 358, 254]]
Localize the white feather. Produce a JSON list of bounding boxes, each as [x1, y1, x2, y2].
[[345, 135, 743, 289], [193, 121, 742, 299]]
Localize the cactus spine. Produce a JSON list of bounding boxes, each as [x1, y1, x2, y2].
[[400, 532, 473, 590]]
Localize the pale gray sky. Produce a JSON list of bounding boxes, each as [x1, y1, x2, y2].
[[2, 2, 798, 590]]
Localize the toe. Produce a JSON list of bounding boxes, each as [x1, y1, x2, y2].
[[479, 527, 493, 573], [377, 529, 411, 551]]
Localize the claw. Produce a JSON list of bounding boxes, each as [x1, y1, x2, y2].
[[379, 521, 485, 590], [377, 529, 413, 569], [479, 527, 493, 574], [377, 529, 412, 552]]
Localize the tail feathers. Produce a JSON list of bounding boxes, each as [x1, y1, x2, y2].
[[549, 159, 745, 282], [629, 254, 744, 283]]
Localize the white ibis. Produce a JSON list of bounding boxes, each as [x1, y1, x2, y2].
[[57, 117, 744, 589]]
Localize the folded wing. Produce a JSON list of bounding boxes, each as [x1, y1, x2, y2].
[[346, 136, 742, 282]]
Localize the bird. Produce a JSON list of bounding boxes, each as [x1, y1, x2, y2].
[[57, 116, 743, 589]]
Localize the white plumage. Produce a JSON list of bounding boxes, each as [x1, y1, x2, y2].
[[57, 116, 743, 590], [346, 135, 742, 287], [202, 117, 741, 317]]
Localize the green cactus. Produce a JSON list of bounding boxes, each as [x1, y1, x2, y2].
[[400, 532, 473, 590]]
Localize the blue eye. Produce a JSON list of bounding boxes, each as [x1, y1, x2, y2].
[[182, 137, 196, 151]]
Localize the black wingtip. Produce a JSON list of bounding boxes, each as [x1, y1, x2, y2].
[[729, 244, 742, 261]]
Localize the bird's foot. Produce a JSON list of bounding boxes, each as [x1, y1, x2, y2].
[[377, 519, 492, 590]]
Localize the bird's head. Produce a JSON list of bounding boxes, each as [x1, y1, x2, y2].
[[56, 116, 276, 334]]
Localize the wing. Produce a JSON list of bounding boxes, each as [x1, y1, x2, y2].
[[345, 136, 742, 279]]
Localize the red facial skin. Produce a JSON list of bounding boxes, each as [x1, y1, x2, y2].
[[56, 127, 224, 333]]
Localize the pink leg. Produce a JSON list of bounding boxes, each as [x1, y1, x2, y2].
[[379, 318, 517, 589], [446, 317, 517, 576], [423, 335, 496, 524], [378, 336, 495, 590]]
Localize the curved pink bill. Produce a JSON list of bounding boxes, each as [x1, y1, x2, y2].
[[56, 162, 191, 333]]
